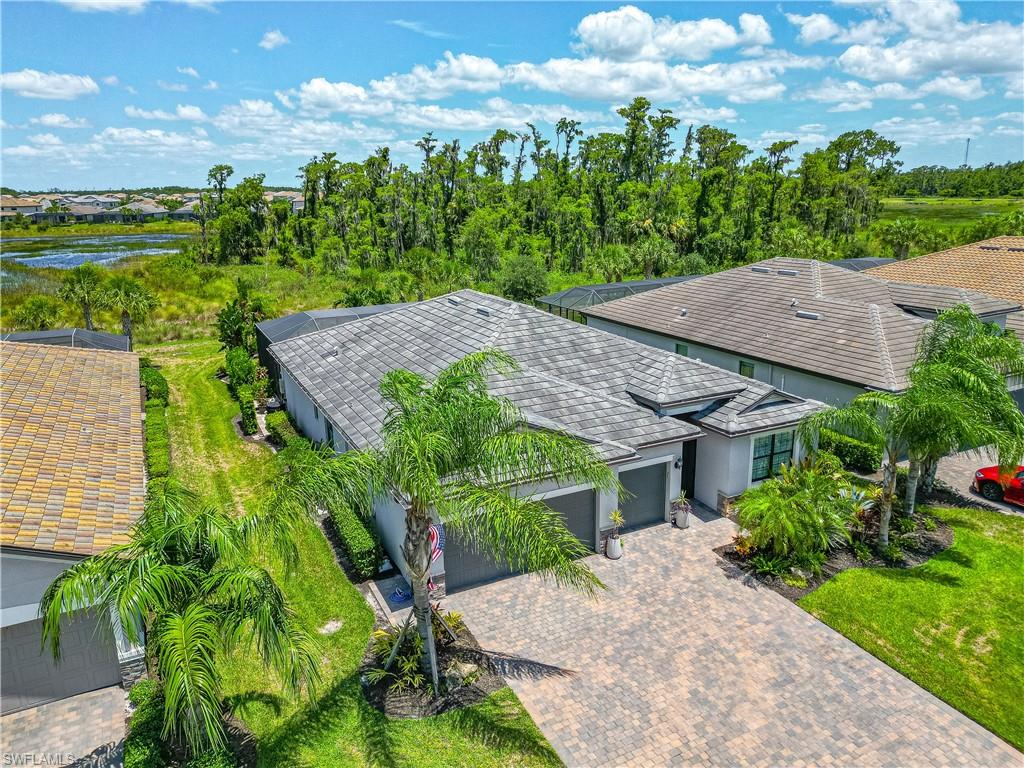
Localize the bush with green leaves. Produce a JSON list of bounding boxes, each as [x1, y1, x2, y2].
[[819, 429, 883, 474], [236, 385, 258, 436], [883, 541, 905, 563], [367, 627, 426, 693], [265, 411, 301, 448], [750, 553, 789, 578], [144, 399, 170, 478], [893, 515, 916, 534], [852, 541, 872, 563], [224, 347, 256, 398], [124, 680, 167, 768], [330, 502, 382, 579], [182, 750, 238, 768], [141, 365, 170, 406]]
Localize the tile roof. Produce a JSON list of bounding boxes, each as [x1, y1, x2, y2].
[[1, 328, 130, 351], [1, 342, 145, 556], [865, 236, 1024, 306], [257, 304, 409, 344], [270, 292, 822, 463], [584, 257, 1020, 392]]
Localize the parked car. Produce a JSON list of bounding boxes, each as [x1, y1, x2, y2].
[[973, 465, 1024, 506]]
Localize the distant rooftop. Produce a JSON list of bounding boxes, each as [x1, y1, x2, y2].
[[0, 328, 130, 351], [256, 304, 409, 344], [536, 276, 698, 313], [831, 257, 897, 272]]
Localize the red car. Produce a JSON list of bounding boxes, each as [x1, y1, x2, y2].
[[973, 465, 1024, 506]]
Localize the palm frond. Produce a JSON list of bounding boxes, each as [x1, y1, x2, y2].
[[471, 428, 618, 493]]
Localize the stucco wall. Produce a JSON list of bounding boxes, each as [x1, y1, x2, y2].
[[1, 551, 76, 627], [282, 371, 327, 444], [693, 431, 750, 509]]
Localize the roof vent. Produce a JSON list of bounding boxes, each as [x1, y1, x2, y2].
[[751, 265, 772, 274], [476, 307, 490, 317], [322, 348, 338, 359], [979, 245, 1001, 251], [679, 308, 688, 317], [1009, 247, 1024, 253], [778, 269, 799, 276], [790, 298, 799, 307], [796, 310, 821, 320], [447, 296, 462, 305]]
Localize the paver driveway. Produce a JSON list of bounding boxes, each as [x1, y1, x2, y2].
[[446, 517, 1021, 767]]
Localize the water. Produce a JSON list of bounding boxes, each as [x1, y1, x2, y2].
[[1, 233, 190, 268]]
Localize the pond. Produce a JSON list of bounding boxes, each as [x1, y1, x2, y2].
[[1, 233, 190, 268]]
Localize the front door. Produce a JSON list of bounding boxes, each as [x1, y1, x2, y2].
[[618, 462, 668, 531]]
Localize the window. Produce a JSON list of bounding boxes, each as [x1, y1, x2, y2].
[[739, 360, 755, 378], [751, 431, 794, 482], [675, 342, 688, 357], [325, 420, 334, 449], [313, 406, 320, 421]]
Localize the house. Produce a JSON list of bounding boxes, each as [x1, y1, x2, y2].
[[536, 276, 698, 323], [0, 343, 146, 715], [0, 196, 44, 215], [116, 202, 168, 221], [168, 202, 198, 222], [584, 257, 1022, 406], [256, 303, 408, 389], [0, 328, 130, 351], [65, 202, 114, 223], [269, 290, 822, 593]]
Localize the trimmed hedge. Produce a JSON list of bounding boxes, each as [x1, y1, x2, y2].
[[144, 399, 171, 478], [265, 410, 301, 448], [140, 365, 169, 406], [236, 385, 258, 436], [820, 428, 883, 474], [330, 503, 383, 580], [224, 346, 256, 398], [124, 680, 167, 768]]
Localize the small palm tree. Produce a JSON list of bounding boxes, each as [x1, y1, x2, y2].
[[11, 294, 62, 331], [277, 349, 615, 690], [100, 275, 157, 350], [57, 262, 106, 331], [40, 481, 320, 755]]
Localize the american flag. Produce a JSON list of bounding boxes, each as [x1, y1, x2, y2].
[[427, 523, 445, 591]]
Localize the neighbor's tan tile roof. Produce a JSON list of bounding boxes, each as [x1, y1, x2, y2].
[[866, 236, 1024, 306], [1, 342, 145, 556]]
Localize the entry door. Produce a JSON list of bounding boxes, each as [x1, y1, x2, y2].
[[618, 463, 668, 531]]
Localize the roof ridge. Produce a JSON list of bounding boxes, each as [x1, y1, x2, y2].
[[867, 303, 898, 391], [811, 260, 823, 298]]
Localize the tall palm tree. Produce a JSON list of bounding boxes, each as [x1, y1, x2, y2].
[[57, 262, 105, 331], [100, 275, 157, 350], [276, 349, 615, 690], [40, 481, 320, 755]]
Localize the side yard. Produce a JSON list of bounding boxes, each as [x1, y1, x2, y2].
[[147, 339, 559, 768], [800, 506, 1024, 751]]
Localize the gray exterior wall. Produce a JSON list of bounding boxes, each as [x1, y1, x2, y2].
[[1, 551, 74, 627], [588, 317, 867, 406]]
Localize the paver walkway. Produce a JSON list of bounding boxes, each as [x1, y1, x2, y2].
[[447, 517, 1021, 767], [0, 686, 124, 767]]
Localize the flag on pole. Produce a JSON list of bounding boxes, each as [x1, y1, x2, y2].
[[427, 522, 445, 591]]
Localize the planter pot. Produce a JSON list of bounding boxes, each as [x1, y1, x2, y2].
[[606, 536, 623, 560], [674, 505, 691, 529]]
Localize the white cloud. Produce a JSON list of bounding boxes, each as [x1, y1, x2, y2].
[[1005, 71, 1023, 100], [94, 125, 215, 152], [572, 5, 772, 62], [993, 124, 1023, 137], [755, 124, 829, 147], [392, 98, 603, 131], [259, 29, 290, 50], [28, 133, 65, 146], [801, 75, 985, 111], [370, 52, 504, 101], [916, 75, 986, 100], [387, 19, 453, 39], [911, 102, 926, 110], [102, 75, 120, 86], [57, 0, 147, 12], [125, 104, 208, 121], [281, 78, 393, 117], [672, 97, 739, 123], [30, 113, 90, 128], [0, 69, 99, 100], [203, 80, 219, 91], [177, 66, 200, 79], [157, 80, 189, 92], [872, 114, 986, 146], [785, 13, 840, 45]]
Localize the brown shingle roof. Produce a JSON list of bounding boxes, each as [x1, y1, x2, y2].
[[1, 342, 145, 556], [866, 236, 1024, 306]]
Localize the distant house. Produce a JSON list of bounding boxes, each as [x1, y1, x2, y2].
[[536, 276, 699, 323], [584, 257, 1022, 406], [0, 328, 130, 351], [168, 202, 198, 222], [0, 197, 44, 215], [116, 202, 168, 221], [0, 343, 146, 714]]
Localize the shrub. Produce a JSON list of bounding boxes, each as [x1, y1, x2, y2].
[[792, 550, 826, 576], [224, 346, 256, 398], [852, 541, 872, 562], [144, 399, 171, 478], [124, 680, 167, 768], [367, 627, 425, 693], [236, 385, 258, 436], [883, 541, 905, 563], [893, 515, 916, 535], [750, 553, 789, 578], [140, 365, 169, 406], [265, 410, 301, 448], [330, 503, 382, 580], [820, 429, 883, 474], [922, 516, 938, 532], [182, 751, 238, 768]]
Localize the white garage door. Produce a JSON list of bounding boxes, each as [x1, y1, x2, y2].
[[1, 610, 121, 714]]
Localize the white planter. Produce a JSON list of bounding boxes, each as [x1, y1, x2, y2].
[[606, 536, 622, 559]]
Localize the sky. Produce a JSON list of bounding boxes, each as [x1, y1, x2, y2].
[[1, 0, 1022, 190]]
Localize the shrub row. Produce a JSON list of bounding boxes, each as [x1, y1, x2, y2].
[[224, 346, 256, 398], [124, 680, 166, 768], [265, 410, 302, 448], [330, 503, 383, 580], [820, 428, 883, 474], [140, 365, 169, 406], [236, 385, 259, 436], [144, 399, 171, 478]]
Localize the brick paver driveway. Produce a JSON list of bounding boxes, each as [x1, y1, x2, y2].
[[447, 517, 1020, 767]]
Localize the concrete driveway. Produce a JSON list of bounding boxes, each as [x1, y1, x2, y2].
[[446, 517, 1020, 767], [937, 447, 1022, 517]]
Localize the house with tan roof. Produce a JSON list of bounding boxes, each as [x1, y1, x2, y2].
[[0, 342, 146, 714]]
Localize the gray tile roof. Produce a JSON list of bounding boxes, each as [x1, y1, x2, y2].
[[0, 328, 130, 351], [270, 291, 822, 461], [256, 304, 409, 344], [584, 257, 1019, 392]]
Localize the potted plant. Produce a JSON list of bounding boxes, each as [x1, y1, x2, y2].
[[606, 510, 624, 559], [672, 491, 692, 529]]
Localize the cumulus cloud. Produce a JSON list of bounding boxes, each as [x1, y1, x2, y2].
[[801, 75, 986, 111], [370, 52, 504, 101], [125, 104, 209, 121], [57, 0, 147, 12], [177, 66, 200, 78], [279, 78, 393, 117], [0, 69, 99, 100], [30, 113, 90, 128], [872, 114, 986, 146], [392, 98, 603, 131], [203, 80, 219, 90], [157, 80, 189, 92], [102, 75, 120, 86], [94, 125, 215, 151], [755, 123, 830, 147], [259, 29, 290, 50], [785, 13, 840, 45]]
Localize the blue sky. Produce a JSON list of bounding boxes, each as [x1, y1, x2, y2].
[[1, 0, 1022, 190]]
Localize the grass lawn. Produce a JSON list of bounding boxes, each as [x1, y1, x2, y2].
[[146, 338, 559, 768], [879, 197, 1023, 227], [800, 506, 1024, 750], [0, 221, 200, 239]]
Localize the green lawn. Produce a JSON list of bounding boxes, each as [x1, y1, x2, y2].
[[147, 338, 559, 768], [800, 506, 1024, 750], [879, 197, 1023, 227], [0, 220, 199, 239]]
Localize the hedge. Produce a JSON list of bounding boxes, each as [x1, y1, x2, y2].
[[124, 680, 167, 768], [265, 410, 301, 448], [144, 399, 171, 478], [140, 365, 169, 406], [330, 503, 382, 580], [820, 428, 883, 474], [225, 347, 256, 398], [236, 385, 258, 436]]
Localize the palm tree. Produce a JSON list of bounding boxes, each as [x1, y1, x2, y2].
[[276, 349, 615, 690], [57, 262, 105, 331], [878, 218, 922, 260], [40, 481, 320, 755], [630, 234, 674, 279], [11, 295, 62, 331], [100, 275, 157, 350]]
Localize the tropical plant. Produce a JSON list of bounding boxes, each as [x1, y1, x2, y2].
[[749, 553, 789, 578], [275, 349, 615, 690], [100, 275, 158, 350], [215, 278, 272, 354], [57, 262, 106, 331], [11, 294, 62, 330], [40, 481, 320, 755], [877, 217, 922, 259]]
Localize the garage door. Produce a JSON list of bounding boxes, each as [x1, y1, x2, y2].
[[444, 489, 596, 593], [619, 462, 667, 531], [1, 610, 121, 714]]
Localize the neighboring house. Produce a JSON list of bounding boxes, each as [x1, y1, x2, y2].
[[255, 304, 407, 388], [584, 257, 1022, 406], [65, 203, 113, 223], [0, 328, 130, 351], [0, 343, 146, 715], [0, 197, 44, 215], [116, 202, 168, 221], [269, 291, 822, 593], [168, 203, 198, 222], [536, 276, 698, 323], [830, 257, 897, 272]]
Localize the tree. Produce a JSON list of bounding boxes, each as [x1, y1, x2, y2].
[[215, 278, 272, 353], [12, 295, 62, 330], [100, 275, 158, 350], [585, 244, 631, 282], [57, 262, 105, 330], [40, 481, 319, 755], [630, 234, 674, 279], [207, 164, 234, 205], [878, 218, 922, 259], [497, 251, 548, 302], [277, 350, 615, 689]]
